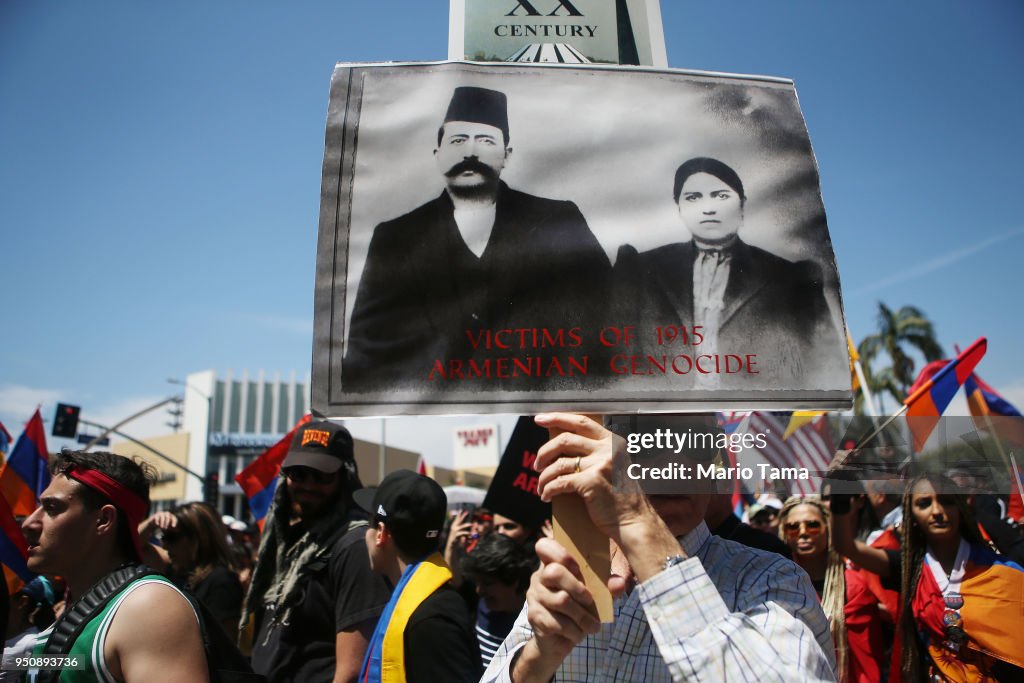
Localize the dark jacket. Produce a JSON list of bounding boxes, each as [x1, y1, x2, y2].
[[404, 584, 482, 683], [344, 182, 611, 390], [613, 239, 843, 386]]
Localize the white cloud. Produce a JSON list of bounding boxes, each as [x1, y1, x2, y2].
[[851, 227, 1024, 295], [0, 384, 66, 430], [0, 385, 178, 447]]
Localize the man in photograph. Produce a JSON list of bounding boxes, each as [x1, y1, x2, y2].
[[613, 156, 843, 387], [343, 86, 611, 391]]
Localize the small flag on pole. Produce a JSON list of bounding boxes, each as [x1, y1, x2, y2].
[[904, 337, 987, 451], [783, 412, 824, 441], [965, 373, 1023, 423]]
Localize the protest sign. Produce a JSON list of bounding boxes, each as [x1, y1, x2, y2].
[[482, 416, 551, 530], [312, 61, 852, 417]]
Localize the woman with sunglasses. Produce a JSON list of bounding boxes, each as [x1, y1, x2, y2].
[[140, 502, 243, 642], [832, 472, 1024, 681], [779, 496, 884, 683]]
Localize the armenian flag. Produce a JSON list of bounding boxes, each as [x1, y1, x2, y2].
[[911, 544, 1024, 679], [0, 409, 51, 516], [964, 373, 1024, 445], [0, 491, 33, 595], [235, 414, 310, 528], [903, 337, 986, 451]]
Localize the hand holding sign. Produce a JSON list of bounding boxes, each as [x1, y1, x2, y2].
[[535, 413, 650, 539], [535, 413, 690, 587]]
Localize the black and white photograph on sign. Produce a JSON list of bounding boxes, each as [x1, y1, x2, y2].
[[312, 61, 852, 417], [448, 0, 667, 68]]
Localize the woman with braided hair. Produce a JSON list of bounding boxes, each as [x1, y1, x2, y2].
[[779, 496, 884, 683], [833, 472, 1024, 681]]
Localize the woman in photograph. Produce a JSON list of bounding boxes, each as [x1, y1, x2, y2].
[[778, 496, 884, 683], [613, 156, 839, 385], [833, 473, 1024, 681]]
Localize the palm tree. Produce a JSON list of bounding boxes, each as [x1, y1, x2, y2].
[[856, 303, 944, 413]]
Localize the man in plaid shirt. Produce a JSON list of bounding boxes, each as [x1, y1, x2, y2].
[[482, 414, 836, 683]]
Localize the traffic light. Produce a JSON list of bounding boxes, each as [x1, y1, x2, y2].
[[203, 473, 220, 505], [52, 403, 81, 438]]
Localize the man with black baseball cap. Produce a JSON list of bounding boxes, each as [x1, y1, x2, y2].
[[355, 470, 481, 683], [242, 420, 391, 683], [343, 85, 611, 391]]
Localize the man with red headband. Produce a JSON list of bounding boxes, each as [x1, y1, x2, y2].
[[21, 450, 209, 682]]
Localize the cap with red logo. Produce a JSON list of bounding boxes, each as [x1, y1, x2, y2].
[[282, 420, 354, 473]]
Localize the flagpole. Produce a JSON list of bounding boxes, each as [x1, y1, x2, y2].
[[978, 409, 1018, 492], [853, 404, 909, 452], [847, 328, 881, 417], [1010, 454, 1024, 512], [853, 355, 880, 417]]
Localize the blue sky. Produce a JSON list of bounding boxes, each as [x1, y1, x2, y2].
[[2, 1, 1022, 463]]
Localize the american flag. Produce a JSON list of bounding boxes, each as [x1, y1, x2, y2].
[[720, 412, 833, 496]]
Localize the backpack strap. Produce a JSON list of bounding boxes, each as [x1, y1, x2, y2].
[[38, 564, 157, 683]]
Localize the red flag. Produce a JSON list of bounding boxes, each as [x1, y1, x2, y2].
[[416, 455, 428, 476], [235, 414, 310, 529], [904, 337, 986, 451]]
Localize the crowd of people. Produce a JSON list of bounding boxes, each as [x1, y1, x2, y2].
[[3, 414, 1022, 682]]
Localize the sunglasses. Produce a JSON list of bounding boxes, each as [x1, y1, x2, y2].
[[783, 520, 824, 537], [160, 530, 184, 544], [282, 466, 337, 485]]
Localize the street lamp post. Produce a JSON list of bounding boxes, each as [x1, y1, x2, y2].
[[168, 377, 217, 506]]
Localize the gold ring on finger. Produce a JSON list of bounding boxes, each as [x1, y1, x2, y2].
[[574, 455, 582, 473]]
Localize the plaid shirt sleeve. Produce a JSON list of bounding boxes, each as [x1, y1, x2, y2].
[[480, 606, 532, 683], [638, 555, 836, 683], [481, 526, 837, 683]]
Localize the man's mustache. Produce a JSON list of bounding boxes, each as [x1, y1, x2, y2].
[[445, 158, 498, 180]]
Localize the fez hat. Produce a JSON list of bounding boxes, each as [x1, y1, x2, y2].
[[443, 87, 509, 143]]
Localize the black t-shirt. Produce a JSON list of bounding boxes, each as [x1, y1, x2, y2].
[[191, 564, 243, 625], [405, 584, 482, 683], [252, 523, 392, 682]]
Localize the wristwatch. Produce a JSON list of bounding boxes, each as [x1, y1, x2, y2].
[[663, 555, 686, 571]]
